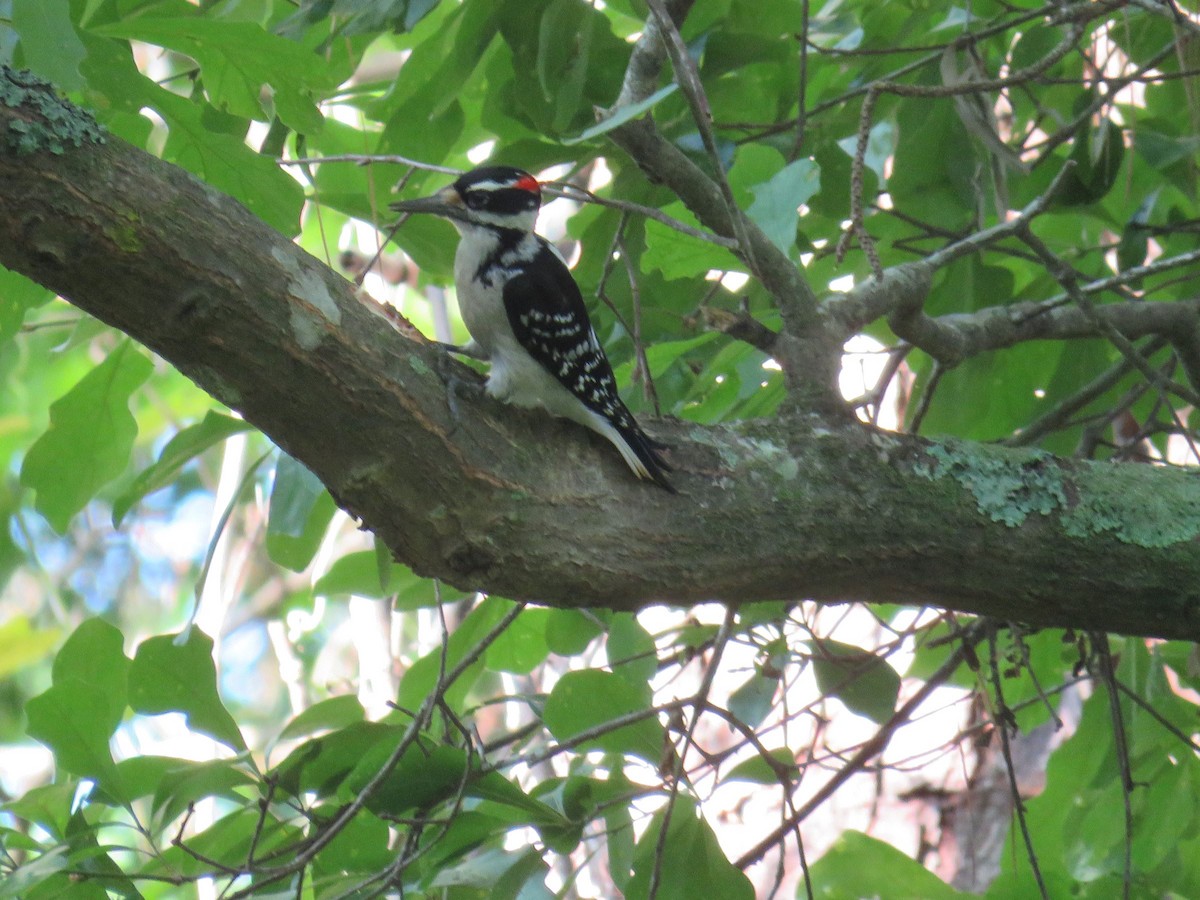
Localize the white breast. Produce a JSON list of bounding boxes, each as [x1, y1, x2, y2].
[[453, 229, 565, 410]]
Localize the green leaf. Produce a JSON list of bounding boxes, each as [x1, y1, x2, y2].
[[811, 639, 900, 724], [276, 695, 365, 745], [1116, 189, 1159, 286], [312, 550, 414, 598], [146, 758, 255, 830], [544, 609, 605, 656], [642, 204, 742, 279], [722, 747, 798, 785], [543, 669, 663, 763], [272, 721, 393, 798], [0, 847, 70, 900], [20, 341, 153, 533], [537, 0, 595, 133], [1135, 128, 1200, 170], [0, 267, 52, 345], [809, 831, 969, 898], [25, 680, 122, 791], [113, 411, 253, 526], [13, 0, 87, 91], [489, 846, 552, 900], [485, 607, 551, 674], [267, 452, 336, 572], [563, 84, 678, 145], [605, 790, 636, 890], [110, 755, 193, 804], [397, 597, 509, 713], [726, 667, 779, 729], [746, 158, 820, 254], [374, 534, 396, 592], [607, 613, 657, 686], [626, 795, 754, 900], [344, 738, 469, 814], [50, 618, 130, 735], [93, 18, 332, 133], [312, 807, 393, 877], [149, 85, 305, 236], [128, 630, 246, 752], [1056, 117, 1125, 207]]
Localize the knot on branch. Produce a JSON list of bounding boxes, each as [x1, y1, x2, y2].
[[885, 261, 971, 366]]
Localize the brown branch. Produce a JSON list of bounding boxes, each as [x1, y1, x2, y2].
[[603, 6, 842, 408], [6, 72, 1200, 642]]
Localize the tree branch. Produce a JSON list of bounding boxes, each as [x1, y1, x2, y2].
[[602, 2, 842, 409], [5, 73, 1200, 641]]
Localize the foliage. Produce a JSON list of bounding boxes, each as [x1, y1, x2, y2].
[[2, 0, 1200, 897]]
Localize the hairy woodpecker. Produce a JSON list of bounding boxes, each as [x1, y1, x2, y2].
[[391, 165, 674, 492]]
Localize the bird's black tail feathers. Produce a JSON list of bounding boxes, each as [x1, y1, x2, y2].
[[622, 423, 676, 493]]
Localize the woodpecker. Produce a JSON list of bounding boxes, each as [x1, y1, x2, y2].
[[391, 165, 674, 492]]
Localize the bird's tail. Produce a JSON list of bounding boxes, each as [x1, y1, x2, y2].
[[612, 420, 676, 493]]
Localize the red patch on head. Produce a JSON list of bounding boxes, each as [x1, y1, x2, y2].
[[515, 174, 541, 194]]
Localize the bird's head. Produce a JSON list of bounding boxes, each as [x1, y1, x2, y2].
[[391, 165, 542, 234]]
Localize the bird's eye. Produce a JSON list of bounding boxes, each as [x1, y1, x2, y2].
[[465, 192, 487, 210]]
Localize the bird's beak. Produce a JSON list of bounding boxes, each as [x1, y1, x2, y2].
[[389, 186, 466, 222]]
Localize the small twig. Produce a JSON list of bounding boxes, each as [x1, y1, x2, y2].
[[906, 361, 944, 434], [987, 626, 1049, 900], [836, 87, 883, 278], [1018, 226, 1200, 409], [279, 153, 460, 174], [648, 608, 736, 900], [644, 0, 763, 281], [735, 623, 986, 869], [551, 183, 740, 249], [701, 306, 779, 355], [594, 214, 661, 411], [1093, 634, 1134, 900], [1006, 337, 1168, 448], [790, 0, 811, 162], [618, 232, 662, 413]]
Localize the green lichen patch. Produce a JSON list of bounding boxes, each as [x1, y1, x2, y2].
[[1061, 465, 1200, 548], [2, 65, 106, 156], [719, 434, 802, 484], [915, 441, 1067, 526], [108, 222, 142, 253]]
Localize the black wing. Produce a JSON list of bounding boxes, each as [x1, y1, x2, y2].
[[502, 240, 673, 490]]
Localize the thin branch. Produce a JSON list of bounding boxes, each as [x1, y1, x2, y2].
[[551, 182, 740, 249], [701, 305, 779, 355], [987, 626, 1050, 900], [643, 0, 764, 285], [280, 153, 460, 174], [1004, 338, 1169, 447], [1094, 634, 1134, 900], [648, 608, 736, 900], [224, 601, 527, 897], [837, 18, 1086, 271], [1018, 226, 1200, 408], [826, 163, 1074, 339], [734, 623, 986, 869]]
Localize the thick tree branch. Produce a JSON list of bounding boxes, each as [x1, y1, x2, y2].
[[603, 3, 842, 410], [5, 74, 1200, 641]]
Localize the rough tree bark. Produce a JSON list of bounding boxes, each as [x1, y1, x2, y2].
[[3, 67, 1200, 642]]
